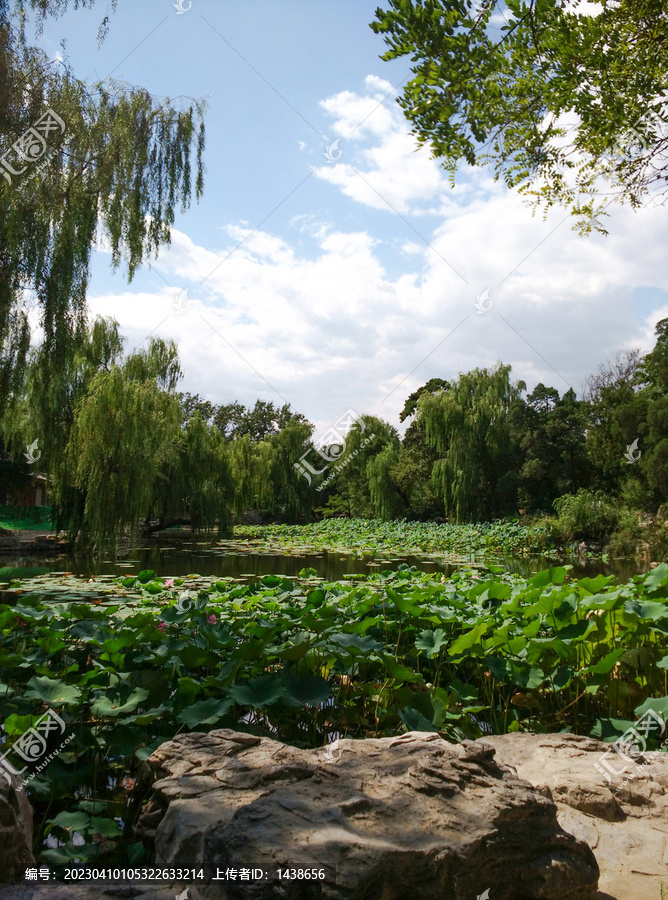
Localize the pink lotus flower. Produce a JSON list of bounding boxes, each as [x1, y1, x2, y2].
[[163, 579, 175, 588], [207, 614, 217, 624]]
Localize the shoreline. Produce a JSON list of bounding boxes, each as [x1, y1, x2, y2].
[[0, 528, 70, 554]]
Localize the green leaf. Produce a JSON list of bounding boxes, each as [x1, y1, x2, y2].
[[90, 688, 149, 717], [590, 717, 638, 742], [448, 678, 478, 702], [448, 621, 488, 656], [579, 575, 615, 595], [39, 848, 74, 865], [137, 570, 157, 584], [118, 703, 171, 726], [382, 657, 424, 683], [506, 661, 545, 689], [90, 817, 122, 837], [280, 672, 333, 707], [585, 648, 626, 675], [328, 633, 384, 654], [175, 697, 234, 727], [47, 811, 91, 834], [226, 674, 287, 707], [398, 707, 439, 733], [529, 567, 568, 587], [644, 564, 668, 593], [415, 628, 448, 658], [76, 800, 108, 814], [24, 676, 82, 707], [634, 696, 668, 719]]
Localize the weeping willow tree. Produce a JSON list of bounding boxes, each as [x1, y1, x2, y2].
[[324, 415, 400, 518], [367, 442, 404, 521], [0, 0, 205, 433], [6, 316, 124, 478], [228, 435, 275, 519], [63, 337, 182, 548], [420, 364, 525, 523], [153, 411, 234, 536], [269, 420, 314, 521]]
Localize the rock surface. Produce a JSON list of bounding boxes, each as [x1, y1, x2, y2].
[[6, 730, 668, 899], [135, 729, 599, 899], [0, 774, 35, 885], [483, 732, 668, 900]]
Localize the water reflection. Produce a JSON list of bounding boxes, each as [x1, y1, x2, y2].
[[0, 532, 650, 583]]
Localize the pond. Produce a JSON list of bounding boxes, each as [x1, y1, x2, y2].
[[0, 530, 650, 584]]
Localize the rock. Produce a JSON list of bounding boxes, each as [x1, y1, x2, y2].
[[0, 773, 35, 885], [136, 729, 599, 899], [480, 732, 668, 900], [0, 884, 176, 900]]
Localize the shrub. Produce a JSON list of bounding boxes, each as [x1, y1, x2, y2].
[[553, 489, 620, 542]]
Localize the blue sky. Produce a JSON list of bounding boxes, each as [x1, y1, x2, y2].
[[29, 0, 668, 435]]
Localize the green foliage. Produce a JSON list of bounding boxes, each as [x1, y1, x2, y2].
[[0, 504, 52, 530], [0, 2, 205, 429], [420, 364, 524, 522], [321, 415, 400, 518], [553, 489, 620, 542], [62, 341, 182, 548], [3, 562, 668, 863], [371, 0, 668, 227], [585, 319, 668, 510], [234, 517, 554, 557]]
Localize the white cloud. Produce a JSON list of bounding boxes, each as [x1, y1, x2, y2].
[[83, 78, 668, 434]]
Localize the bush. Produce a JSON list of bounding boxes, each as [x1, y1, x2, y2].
[[607, 508, 642, 558], [553, 490, 620, 542]]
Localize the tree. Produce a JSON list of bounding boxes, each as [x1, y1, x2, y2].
[[419, 363, 524, 521], [0, 0, 205, 423], [228, 435, 275, 517], [583, 320, 668, 509], [324, 415, 400, 518], [393, 379, 446, 519], [638, 318, 668, 397], [64, 339, 182, 547], [583, 349, 642, 402], [4, 316, 124, 510], [213, 401, 247, 440], [371, 0, 668, 229], [154, 411, 233, 535], [635, 318, 668, 506], [512, 384, 591, 512], [212, 400, 309, 443], [367, 443, 405, 520], [269, 420, 315, 522], [179, 393, 217, 428], [399, 377, 449, 422]]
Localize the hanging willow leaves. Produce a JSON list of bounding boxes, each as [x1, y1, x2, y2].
[[420, 364, 525, 523], [0, 3, 205, 415], [64, 339, 182, 548]]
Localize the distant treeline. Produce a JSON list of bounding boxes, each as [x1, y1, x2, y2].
[[0, 316, 666, 550]]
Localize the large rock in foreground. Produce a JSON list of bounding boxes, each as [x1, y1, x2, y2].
[[483, 732, 668, 900], [0, 775, 35, 886], [137, 729, 599, 899]]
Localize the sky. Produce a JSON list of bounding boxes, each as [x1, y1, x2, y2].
[[26, 0, 668, 436]]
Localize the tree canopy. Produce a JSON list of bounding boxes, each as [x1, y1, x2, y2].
[[0, 0, 205, 423], [371, 0, 668, 230]]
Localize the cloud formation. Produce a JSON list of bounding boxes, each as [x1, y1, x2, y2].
[[87, 77, 668, 434]]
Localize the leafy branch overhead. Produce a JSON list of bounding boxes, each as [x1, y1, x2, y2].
[[371, 0, 668, 230]]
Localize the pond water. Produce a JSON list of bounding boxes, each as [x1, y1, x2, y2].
[[0, 531, 650, 583]]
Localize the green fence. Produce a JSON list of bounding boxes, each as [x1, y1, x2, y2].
[[0, 505, 54, 530]]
